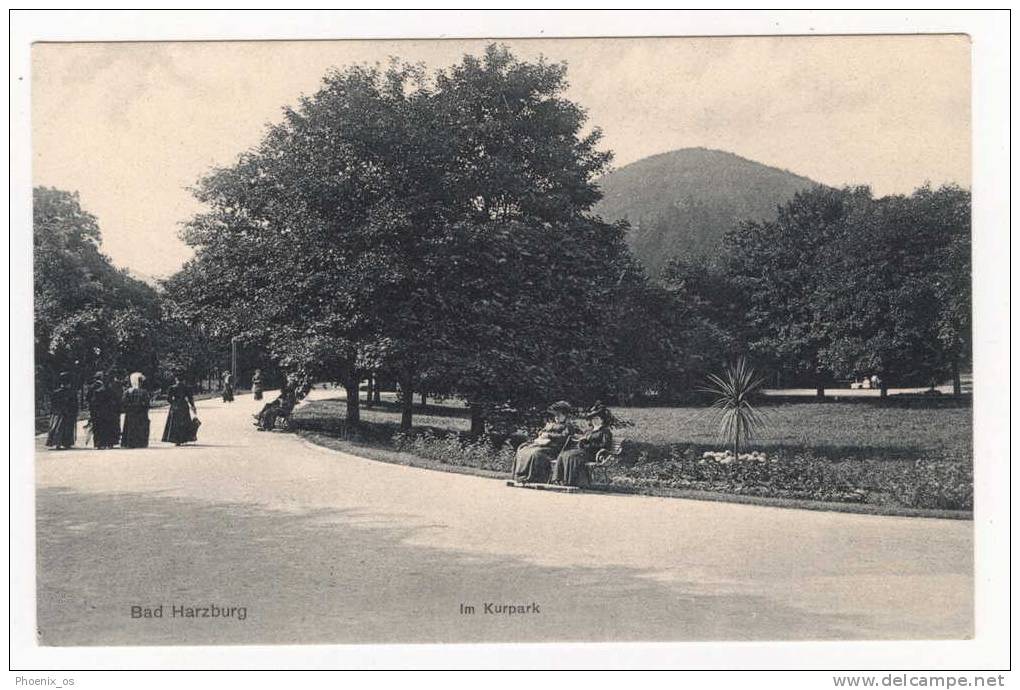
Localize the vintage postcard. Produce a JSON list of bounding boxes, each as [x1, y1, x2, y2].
[[10, 9, 1011, 674]]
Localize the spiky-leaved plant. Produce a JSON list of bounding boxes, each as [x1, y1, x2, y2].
[[700, 358, 769, 459]]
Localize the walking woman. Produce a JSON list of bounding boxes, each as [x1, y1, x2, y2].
[[512, 401, 577, 484], [251, 368, 264, 401], [162, 374, 198, 446], [221, 370, 234, 402], [45, 371, 78, 450], [120, 372, 152, 448], [86, 372, 120, 449], [552, 402, 615, 488]]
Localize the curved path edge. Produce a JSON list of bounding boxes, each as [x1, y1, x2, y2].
[[295, 430, 973, 522]]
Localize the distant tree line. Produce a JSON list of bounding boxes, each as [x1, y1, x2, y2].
[[33, 45, 971, 425], [662, 183, 971, 397]]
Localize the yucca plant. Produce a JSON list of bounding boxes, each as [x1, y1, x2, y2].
[[699, 358, 770, 459]]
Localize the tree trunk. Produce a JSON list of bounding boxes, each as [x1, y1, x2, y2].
[[400, 372, 414, 431], [419, 391, 427, 410], [363, 374, 372, 408], [469, 404, 485, 437], [952, 361, 962, 396], [815, 386, 825, 399], [343, 370, 360, 425], [880, 385, 888, 399], [373, 381, 382, 404]]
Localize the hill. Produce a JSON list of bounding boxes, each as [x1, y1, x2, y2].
[[594, 148, 820, 277]]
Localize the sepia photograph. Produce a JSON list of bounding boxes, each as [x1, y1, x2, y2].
[[9, 9, 1011, 675]]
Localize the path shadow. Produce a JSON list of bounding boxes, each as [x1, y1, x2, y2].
[[33, 487, 920, 647]]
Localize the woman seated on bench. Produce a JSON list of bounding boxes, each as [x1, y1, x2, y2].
[[552, 402, 614, 488], [512, 400, 577, 484], [254, 383, 297, 431]]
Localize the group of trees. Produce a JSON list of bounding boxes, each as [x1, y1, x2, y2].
[[668, 183, 972, 396], [34, 187, 159, 407], [174, 45, 655, 431], [34, 45, 972, 426], [34, 187, 241, 410]]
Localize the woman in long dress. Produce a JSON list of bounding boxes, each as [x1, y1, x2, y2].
[[221, 370, 234, 402], [251, 369, 264, 401], [45, 371, 78, 450], [86, 372, 120, 449], [552, 402, 614, 488], [162, 375, 197, 445], [120, 372, 152, 448], [512, 401, 577, 484]]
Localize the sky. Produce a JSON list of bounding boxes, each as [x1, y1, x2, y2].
[[32, 35, 970, 280]]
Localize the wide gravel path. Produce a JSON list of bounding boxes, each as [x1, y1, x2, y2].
[[35, 389, 972, 645]]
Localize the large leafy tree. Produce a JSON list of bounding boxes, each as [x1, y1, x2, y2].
[[724, 186, 872, 393], [178, 45, 630, 430], [812, 185, 971, 393]]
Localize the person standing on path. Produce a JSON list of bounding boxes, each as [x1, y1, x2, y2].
[[44, 371, 78, 450], [86, 372, 120, 449], [120, 372, 152, 448], [222, 370, 234, 403], [162, 375, 198, 446], [251, 368, 264, 400]]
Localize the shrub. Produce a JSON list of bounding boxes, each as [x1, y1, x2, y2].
[[392, 429, 516, 473]]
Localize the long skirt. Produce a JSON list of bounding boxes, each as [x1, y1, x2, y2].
[[512, 443, 558, 483], [222, 385, 234, 402], [45, 413, 76, 449], [121, 410, 150, 448], [253, 388, 263, 401], [162, 405, 194, 444], [552, 449, 592, 488], [91, 412, 121, 448]]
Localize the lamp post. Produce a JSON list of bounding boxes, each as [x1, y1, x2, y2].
[[230, 336, 239, 387]]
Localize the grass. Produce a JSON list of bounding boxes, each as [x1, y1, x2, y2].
[[291, 394, 973, 514], [295, 396, 972, 460]]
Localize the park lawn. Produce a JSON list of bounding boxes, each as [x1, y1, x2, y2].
[[292, 396, 973, 513], [295, 397, 972, 460]]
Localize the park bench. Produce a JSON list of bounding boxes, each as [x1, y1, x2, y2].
[[586, 440, 625, 486]]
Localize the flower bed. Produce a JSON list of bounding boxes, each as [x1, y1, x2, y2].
[[290, 400, 973, 513], [612, 446, 972, 510]]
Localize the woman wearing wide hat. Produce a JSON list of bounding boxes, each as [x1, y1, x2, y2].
[[120, 372, 152, 448], [512, 400, 577, 484], [552, 402, 615, 488]]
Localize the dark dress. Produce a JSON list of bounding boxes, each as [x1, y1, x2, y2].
[[45, 385, 78, 449], [222, 375, 234, 402], [513, 421, 576, 483], [255, 387, 296, 430], [120, 387, 151, 448], [161, 383, 195, 444], [87, 382, 121, 449], [251, 373, 263, 400], [553, 426, 613, 488]]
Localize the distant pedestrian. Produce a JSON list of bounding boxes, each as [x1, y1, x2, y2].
[[162, 375, 198, 446], [251, 369, 264, 400], [86, 372, 120, 449], [222, 370, 234, 402], [120, 372, 152, 448], [45, 371, 78, 450]]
